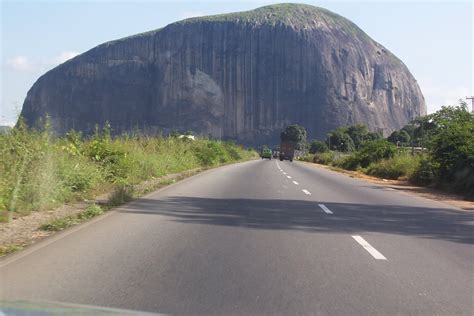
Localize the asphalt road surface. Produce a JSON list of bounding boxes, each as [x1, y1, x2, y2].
[[1, 160, 473, 315]]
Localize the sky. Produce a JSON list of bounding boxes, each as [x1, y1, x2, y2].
[[1, 0, 473, 126]]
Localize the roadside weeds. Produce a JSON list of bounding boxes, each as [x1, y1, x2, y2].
[[0, 160, 254, 258]]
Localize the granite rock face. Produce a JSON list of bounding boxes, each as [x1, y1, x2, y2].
[[21, 3, 426, 144]]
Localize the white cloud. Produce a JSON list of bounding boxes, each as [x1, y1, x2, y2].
[[53, 51, 79, 65], [180, 11, 206, 19], [6, 56, 33, 71], [5, 51, 79, 73]]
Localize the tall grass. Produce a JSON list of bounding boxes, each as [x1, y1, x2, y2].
[[366, 154, 421, 180], [0, 123, 256, 222]]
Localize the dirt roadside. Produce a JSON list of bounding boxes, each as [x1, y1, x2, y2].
[[300, 161, 474, 211]]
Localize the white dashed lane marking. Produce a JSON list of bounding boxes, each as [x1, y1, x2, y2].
[[286, 175, 292, 179], [352, 236, 387, 260], [318, 204, 333, 214], [302, 189, 311, 195], [283, 172, 287, 175], [292, 181, 299, 185]]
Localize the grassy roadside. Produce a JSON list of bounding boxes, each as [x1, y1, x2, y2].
[[0, 123, 257, 256], [0, 121, 257, 222]]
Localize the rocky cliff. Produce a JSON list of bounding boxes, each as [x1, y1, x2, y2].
[[21, 3, 426, 144]]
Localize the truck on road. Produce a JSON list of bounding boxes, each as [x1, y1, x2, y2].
[[279, 141, 296, 161]]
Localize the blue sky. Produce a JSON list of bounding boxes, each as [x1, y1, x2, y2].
[[1, 0, 473, 126]]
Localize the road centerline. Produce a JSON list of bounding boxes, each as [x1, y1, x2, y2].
[[318, 204, 333, 214], [352, 235, 387, 260], [292, 181, 299, 185], [302, 189, 311, 195], [287, 175, 292, 179]]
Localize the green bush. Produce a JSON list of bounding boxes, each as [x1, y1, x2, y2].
[[326, 129, 355, 152], [333, 153, 360, 170], [355, 140, 397, 168], [78, 204, 103, 220], [428, 105, 474, 195], [309, 140, 328, 154], [367, 154, 419, 180], [313, 152, 335, 165], [409, 156, 438, 186], [298, 154, 314, 162]]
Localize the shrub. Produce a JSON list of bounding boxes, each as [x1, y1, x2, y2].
[[78, 204, 103, 220], [355, 140, 397, 168], [428, 106, 474, 195], [333, 153, 360, 170], [409, 156, 438, 186], [367, 154, 419, 179], [313, 152, 335, 165], [388, 130, 411, 145], [108, 184, 134, 206], [194, 141, 228, 166], [326, 130, 355, 152], [309, 140, 328, 154]]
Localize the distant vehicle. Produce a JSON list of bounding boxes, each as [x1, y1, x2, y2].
[[279, 141, 296, 161], [261, 148, 272, 160], [272, 149, 280, 158]]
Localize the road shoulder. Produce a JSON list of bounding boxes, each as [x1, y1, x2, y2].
[[299, 161, 474, 212]]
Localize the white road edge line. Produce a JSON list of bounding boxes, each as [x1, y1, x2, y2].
[[302, 189, 311, 195], [318, 204, 333, 214], [352, 235, 387, 260], [287, 175, 292, 179], [292, 181, 299, 185]]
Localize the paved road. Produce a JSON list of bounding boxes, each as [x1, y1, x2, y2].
[[1, 160, 473, 315]]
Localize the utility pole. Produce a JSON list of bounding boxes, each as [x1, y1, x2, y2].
[[466, 96, 474, 115]]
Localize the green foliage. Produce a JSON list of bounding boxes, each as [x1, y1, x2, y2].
[[309, 140, 328, 154], [177, 3, 369, 41], [78, 204, 104, 220], [332, 153, 360, 170], [427, 104, 474, 195], [387, 103, 474, 196], [326, 129, 355, 152], [280, 125, 307, 149], [346, 124, 381, 149], [0, 121, 255, 222], [325, 124, 381, 152], [313, 152, 336, 165], [0, 244, 23, 257], [334, 140, 396, 170], [367, 154, 420, 180], [356, 140, 397, 168], [387, 130, 411, 145], [194, 141, 229, 166], [409, 156, 438, 186]]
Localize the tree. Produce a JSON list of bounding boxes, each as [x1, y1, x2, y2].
[[309, 140, 328, 154], [387, 130, 410, 145], [356, 139, 397, 168], [280, 125, 307, 149], [428, 103, 474, 195], [346, 124, 372, 149], [326, 129, 355, 152]]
